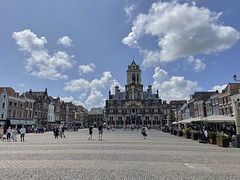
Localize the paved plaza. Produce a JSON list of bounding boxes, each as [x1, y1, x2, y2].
[[0, 129, 240, 180]]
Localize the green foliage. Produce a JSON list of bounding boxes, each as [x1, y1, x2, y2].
[[216, 134, 228, 139], [208, 131, 216, 139], [184, 128, 191, 135], [191, 131, 198, 134]]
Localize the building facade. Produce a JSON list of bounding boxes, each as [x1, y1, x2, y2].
[[105, 61, 163, 128]]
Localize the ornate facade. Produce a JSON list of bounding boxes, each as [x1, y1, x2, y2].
[[105, 61, 163, 127]]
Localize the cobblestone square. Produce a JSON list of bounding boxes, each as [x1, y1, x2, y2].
[[0, 129, 240, 180]]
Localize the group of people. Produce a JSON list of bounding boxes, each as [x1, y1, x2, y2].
[[88, 124, 148, 140], [53, 125, 66, 138], [88, 123, 103, 141], [1, 126, 26, 142]]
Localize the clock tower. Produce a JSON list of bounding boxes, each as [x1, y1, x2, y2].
[[125, 60, 143, 100]]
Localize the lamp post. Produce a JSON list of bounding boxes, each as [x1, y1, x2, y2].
[[233, 74, 240, 82]]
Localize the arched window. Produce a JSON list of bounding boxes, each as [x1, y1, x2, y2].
[[132, 73, 136, 82], [2, 102, 5, 109]]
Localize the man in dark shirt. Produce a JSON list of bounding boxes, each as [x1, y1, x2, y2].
[[88, 125, 93, 140], [98, 123, 103, 141]]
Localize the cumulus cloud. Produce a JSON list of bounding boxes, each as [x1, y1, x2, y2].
[[122, 1, 239, 67], [60, 96, 86, 107], [57, 36, 72, 47], [85, 90, 105, 108], [210, 84, 227, 92], [64, 71, 123, 92], [186, 56, 206, 72], [13, 29, 73, 80], [64, 71, 124, 109], [152, 67, 201, 102], [124, 4, 137, 22], [79, 63, 95, 74]]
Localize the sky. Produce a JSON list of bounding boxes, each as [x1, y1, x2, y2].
[[1, 0, 240, 110]]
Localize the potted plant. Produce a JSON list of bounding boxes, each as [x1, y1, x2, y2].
[[174, 129, 177, 135], [184, 128, 191, 138], [177, 130, 183, 136], [191, 131, 198, 140], [216, 134, 229, 147], [169, 128, 173, 134], [208, 131, 216, 144]]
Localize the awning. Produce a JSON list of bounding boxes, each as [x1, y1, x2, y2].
[[10, 120, 20, 125], [204, 115, 235, 123], [10, 119, 27, 125], [26, 120, 35, 125]]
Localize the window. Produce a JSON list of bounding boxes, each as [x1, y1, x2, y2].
[[132, 73, 136, 82], [1, 112, 4, 119], [8, 109, 12, 117], [2, 102, 5, 109], [14, 102, 17, 107], [19, 111, 22, 118], [4, 95, 6, 99], [13, 110, 16, 118], [9, 101, 13, 106]]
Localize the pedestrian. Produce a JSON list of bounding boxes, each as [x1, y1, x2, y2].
[[54, 125, 59, 138], [88, 125, 93, 140], [12, 127, 18, 142], [59, 125, 63, 138], [20, 125, 26, 142], [0, 127, 3, 140], [98, 123, 103, 141], [141, 126, 147, 139], [62, 126, 66, 138], [6, 126, 12, 142]]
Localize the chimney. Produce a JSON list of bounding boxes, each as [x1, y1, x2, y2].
[[29, 89, 32, 96]]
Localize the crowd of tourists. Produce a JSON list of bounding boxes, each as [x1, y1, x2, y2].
[[0, 126, 26, 142]]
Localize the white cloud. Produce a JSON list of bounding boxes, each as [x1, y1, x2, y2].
[[64, 71, 123, 92], [85, 90, 105, 108], [13, 29, 73, 80], [123, 1, 239, 67], [124, 4, 137, 22], [210, 84, 227, 92], [57, 36, 72, 47], [64, 71, 124, 109], [60, 96, 86, 107], [79, 63, 95, 74], [186, 56, 206, 72], [152, 67, 201, 102], [64, 79, 91, 92], [17, 83, 26, 88]]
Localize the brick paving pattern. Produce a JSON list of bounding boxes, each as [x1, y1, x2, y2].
[[0, 129, 240, 180]]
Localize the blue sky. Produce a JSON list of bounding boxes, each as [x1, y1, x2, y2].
[[1, 0, 240, 110]]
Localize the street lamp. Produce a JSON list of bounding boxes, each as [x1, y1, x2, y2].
[[233, 74, 240, 82]]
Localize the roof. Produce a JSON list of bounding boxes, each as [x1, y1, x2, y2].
[[223, 83, 240, 94], [89, 108, 103, 114], [0, 87, 15, 96]]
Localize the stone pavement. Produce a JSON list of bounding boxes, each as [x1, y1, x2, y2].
[[0, 129, 240, 180]]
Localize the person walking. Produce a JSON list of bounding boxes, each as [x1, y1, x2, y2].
[[98, 123, 103, 141], [88, 125, 93, 140], [6, 126, 12, 142], [12, 127, 18, 142], [20, 125, 26, 142], [62, 126, 66, 138], [141, 126, 147, 139], [54, 125, 59, 138]]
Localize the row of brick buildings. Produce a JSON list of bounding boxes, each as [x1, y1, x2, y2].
[[0, 87, 104, 132], [178, 83, 240, 122]]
